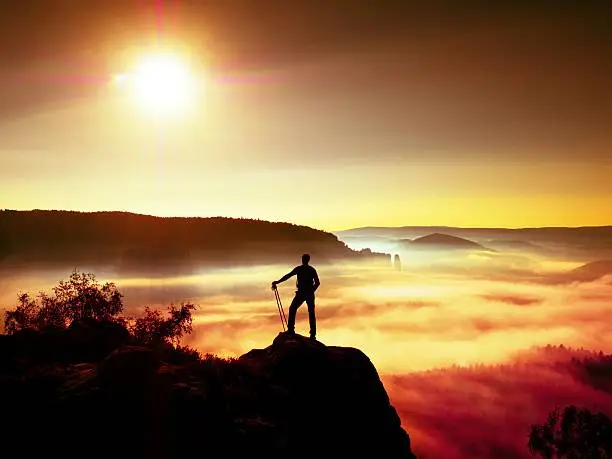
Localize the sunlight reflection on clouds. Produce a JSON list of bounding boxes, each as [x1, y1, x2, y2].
[[2, 258, 612, 373], [3, 254, 612, 458], [120, 261, 612, 374]]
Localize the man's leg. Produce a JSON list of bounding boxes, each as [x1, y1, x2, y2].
[[306, 295, 316, 339], [286, 293, 304, 334]]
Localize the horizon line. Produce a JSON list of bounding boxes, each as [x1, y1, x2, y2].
[[3, 208, 612, 233]]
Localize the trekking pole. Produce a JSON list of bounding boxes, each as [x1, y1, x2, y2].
[[278, 289, 288, 328], [273, 285, 288, 331], [275, 287, 287, 330]]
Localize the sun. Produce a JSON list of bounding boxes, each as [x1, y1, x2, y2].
[[114, 52, 199, 114]]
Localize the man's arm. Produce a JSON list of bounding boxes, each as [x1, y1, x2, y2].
[[272, 268, 297, 288], [313, 268, 320, 291]]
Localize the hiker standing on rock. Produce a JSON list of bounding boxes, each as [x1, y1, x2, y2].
[[272, 253, 320, 339]]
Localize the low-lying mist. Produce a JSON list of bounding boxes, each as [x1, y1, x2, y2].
[[2, 245, 612, 458]]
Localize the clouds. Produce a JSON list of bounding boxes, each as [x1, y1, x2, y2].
[[87, 254, 612, 375], [2, 244, 612, 457], [3, 252, 612, 370], [479, 294, 542, 306]]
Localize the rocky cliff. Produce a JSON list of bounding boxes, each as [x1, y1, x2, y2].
[[0, 323, 416, 459]]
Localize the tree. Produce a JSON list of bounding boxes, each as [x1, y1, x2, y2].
[[4, 271, 123, 334], [528, 405, 612, 459], [3, 271, 201, 362], [129, 302, 196, 347]]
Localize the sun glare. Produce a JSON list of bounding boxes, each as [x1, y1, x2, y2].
[[114, 52, 200, 114]]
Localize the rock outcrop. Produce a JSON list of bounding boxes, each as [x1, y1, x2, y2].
[[240, 332, 416, 457], [0, 324, 416, 459], [394, 253, 402, 271]]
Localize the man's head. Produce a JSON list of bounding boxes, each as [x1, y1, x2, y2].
[[302, 253, 310, 265]]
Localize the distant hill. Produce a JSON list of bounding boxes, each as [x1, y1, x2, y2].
[[0, 210, 388, 273], [335, 225, 612, 240], [334, 225, 612, 258], [335, 225, 612, 246], [566, 260, 612, 282], [402, 233, 492, 251]]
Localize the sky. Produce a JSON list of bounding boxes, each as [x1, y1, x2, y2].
[[1, 1, 611, 230]]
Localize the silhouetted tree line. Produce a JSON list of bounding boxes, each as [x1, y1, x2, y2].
[[0, 210, 368, 271], [415, 345, 612, 379], [529, 405, 612, 458], [569, 354, 612, 395], [3, 270, 200, 360]]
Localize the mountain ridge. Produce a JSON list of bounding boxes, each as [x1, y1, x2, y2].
[[334, 225, 612, 257], [0, 210, 390, 273]]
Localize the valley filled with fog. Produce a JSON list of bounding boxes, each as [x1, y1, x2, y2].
[[2, 228, 612, 458]]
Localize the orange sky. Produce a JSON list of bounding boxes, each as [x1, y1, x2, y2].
[[1, 1, 611, 230]]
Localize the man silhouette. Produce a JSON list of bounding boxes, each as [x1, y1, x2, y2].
[[272, 253, 320, 339]]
